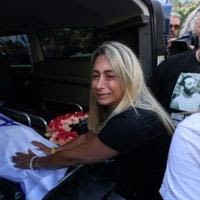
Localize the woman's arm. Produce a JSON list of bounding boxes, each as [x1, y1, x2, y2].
[[32, 131, 96, 154], [57, 131, 96, 151], [11, 135, 119, 169]]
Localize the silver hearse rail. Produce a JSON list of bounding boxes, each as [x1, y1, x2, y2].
[[0, 105, 47, 133]]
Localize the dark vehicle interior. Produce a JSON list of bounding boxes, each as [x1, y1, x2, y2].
[[0, 0, 167, 199], [0, 0, 165, 132], [0, 0, 165, 131]]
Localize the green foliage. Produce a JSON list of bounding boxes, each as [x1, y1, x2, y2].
[[172, 0, 200, 23]]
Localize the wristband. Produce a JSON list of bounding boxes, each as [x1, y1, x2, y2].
[[29, 156, 38, 170], [51, 147, 56, 154]]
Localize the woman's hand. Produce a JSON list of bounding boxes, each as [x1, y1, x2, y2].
[[11, 149, 36, 169], [31, 141, 52, 155]]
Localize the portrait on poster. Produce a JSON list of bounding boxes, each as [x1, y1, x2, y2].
[[170, 72, 200, 112]]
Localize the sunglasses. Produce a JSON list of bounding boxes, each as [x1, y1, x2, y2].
[[170, 24, 180, 29]]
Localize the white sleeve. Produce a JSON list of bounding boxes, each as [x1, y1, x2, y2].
[[160, 124, 200, 200]]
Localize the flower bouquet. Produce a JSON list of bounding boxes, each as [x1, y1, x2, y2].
[[46, 112, 88, 145]]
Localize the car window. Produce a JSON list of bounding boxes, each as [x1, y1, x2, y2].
[[38, 28, 110, 58], [0, 34, 32, 66]]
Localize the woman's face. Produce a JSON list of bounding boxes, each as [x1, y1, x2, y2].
[[92, 55, 124, 109]]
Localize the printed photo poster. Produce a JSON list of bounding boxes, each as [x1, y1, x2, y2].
[[170, 72, 200, 112]]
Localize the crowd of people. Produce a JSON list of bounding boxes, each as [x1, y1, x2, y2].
[[0, 5, 200, 200], [152, 6, 200, 200], [167, 12, 181, 49]]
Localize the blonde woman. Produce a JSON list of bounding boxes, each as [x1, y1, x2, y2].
[[12, 41, 174, 200]]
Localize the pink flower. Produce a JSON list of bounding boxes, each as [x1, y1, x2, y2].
[[46, 112, 88, 145]]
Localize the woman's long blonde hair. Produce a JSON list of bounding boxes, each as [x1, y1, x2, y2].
[[88, 41, 174, 134]]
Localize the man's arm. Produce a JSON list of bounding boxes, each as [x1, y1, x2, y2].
[[170, 97, 179, 110]]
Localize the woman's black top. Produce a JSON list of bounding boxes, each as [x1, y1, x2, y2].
[[98, 108, 171, 200]]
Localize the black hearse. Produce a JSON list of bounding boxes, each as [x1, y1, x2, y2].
[[0, 0, 165, 122], [0, 0, 166, 198]]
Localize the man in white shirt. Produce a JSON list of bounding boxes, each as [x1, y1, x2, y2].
[[160, 113, 200, 200]]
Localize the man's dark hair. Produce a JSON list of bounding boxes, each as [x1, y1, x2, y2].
[[180, 75, 194, 87]]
